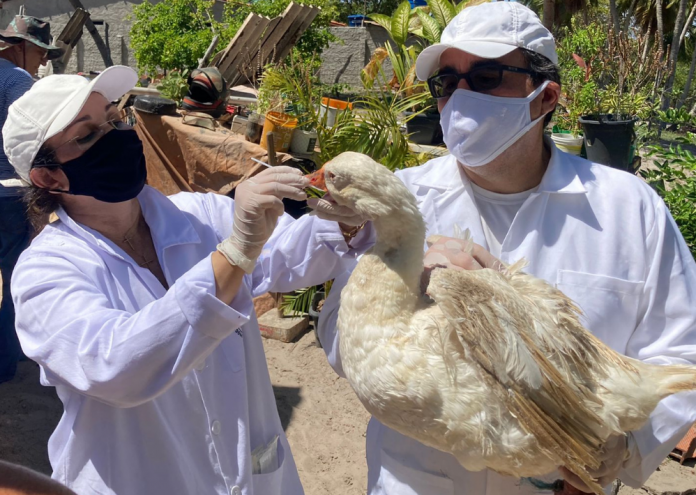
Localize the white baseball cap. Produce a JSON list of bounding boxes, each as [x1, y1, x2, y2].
[[3, 65, 138, 183], [415, 2, 557, 81]]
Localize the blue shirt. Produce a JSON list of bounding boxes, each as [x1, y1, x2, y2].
[[0, 58, 33, 198]]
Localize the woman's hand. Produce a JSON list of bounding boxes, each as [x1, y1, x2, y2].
[[214, 167, 308, 303], [424, 235, 503, 271]]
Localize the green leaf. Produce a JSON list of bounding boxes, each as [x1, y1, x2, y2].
[[279, 286, 318, 316], [415, 9, 443, 44], [427, 0, 456, 29], [455, 0, 471, 14], [368, 13, 393, 37], [391, 1, 413, 47]]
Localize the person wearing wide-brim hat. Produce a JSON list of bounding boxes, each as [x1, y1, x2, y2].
[[0, 15, 62, 385]]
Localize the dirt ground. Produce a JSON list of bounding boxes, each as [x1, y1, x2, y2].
[[0, 328, 694, 495]]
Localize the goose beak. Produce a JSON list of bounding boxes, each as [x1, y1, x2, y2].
[[305, 167, 327, 191]]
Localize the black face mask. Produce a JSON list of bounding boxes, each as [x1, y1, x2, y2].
[[54, 128, 148, 203]]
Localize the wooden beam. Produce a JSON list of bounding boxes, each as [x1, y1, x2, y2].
[[254, 2, 304, 70], [66, 0, 113, 67], [220, 15, 272, 83], [216, 13, 263, 74], [272, 6, 320, 64]]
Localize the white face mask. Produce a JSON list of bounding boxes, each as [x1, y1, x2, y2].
[[440, 81, 551, 168]]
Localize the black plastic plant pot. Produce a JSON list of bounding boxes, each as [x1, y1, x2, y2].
[[404, 111, 444, 146], [578, 114, 638, 172]]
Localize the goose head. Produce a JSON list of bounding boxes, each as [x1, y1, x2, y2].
[[306, 152, 420, 223], [306, 152, 426, 254]]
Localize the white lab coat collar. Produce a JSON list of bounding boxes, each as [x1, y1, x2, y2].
[[413, 137, 587, 195], [55, 186, 202, 260]]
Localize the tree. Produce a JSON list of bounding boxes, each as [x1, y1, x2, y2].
[[130, 0, 221, 74], [542, 0, 555, 30], [656, 0, 665, 50], [662, 0, 690, 109], [610, 0, 621, 32]]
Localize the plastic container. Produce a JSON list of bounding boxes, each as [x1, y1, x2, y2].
[[290, 129, 318, 154], [319, 97, 353, 128], [551, 133, 584, 156], [347, 15, 366, 27], [579, 114, 637, 172], [409, 0, 427, 7], [260, 111, 298, 152], [404, 111, 443, 145]]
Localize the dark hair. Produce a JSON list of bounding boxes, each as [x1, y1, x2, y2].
[[520, 48, 561, 127], [24, 147, 61, 235]]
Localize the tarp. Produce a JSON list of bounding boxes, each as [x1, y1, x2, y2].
[[133, 109, 290, 196]]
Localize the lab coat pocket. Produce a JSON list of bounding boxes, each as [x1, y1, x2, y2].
[[220, 332, 245, 373], [251, 440, 286, 494], [556, 270, 643, 350], [376, 450, 454, 495]]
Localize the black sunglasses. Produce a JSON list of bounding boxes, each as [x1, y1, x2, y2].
[[427, 64, 538, 99]]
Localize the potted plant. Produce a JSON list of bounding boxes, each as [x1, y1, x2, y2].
[[556, 18, 667, 171]]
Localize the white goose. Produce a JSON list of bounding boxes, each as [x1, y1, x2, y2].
[[307, 152, 696, 495]]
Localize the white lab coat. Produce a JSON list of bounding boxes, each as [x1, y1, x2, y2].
[[318, 141, 696, 495], [11, 186, 359, 495]]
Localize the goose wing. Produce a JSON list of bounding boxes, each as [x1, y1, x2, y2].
[[426, 264, 629, 495]]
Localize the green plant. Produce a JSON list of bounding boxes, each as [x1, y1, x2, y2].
[[257, 55, 322, 130], [318, 80, 432, 170], [130, 0, 222, 74], [279, 280, 333, 316], [642, 135, 696, 258], [555, 16, 667, 134], [156, 70, 190, 101]]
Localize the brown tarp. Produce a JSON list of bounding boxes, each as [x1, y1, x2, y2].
[[133, 109, 290, 196]]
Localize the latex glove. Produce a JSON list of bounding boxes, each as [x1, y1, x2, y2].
[[560, 434, 632, 492], [217, 166, 308, 272], [424, 235, 503, 271], [306, 197, 366, 227]]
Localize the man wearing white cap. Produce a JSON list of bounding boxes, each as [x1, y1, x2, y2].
[[2, 66, 368, 494], [310, 2, 696, 494]]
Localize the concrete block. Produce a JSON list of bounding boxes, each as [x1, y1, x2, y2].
[[258, 309, 309, 343]]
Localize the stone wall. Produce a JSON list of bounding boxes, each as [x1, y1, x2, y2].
[[318, 25, 393, 89], [0, 0, 225, 74], [0, 1, 145, 73]]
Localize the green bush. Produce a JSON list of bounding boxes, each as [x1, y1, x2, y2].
[[642, 136, 696, 259], [130, 0, 222, 74]]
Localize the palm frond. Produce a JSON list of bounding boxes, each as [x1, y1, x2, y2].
[[280, 286, 318, 316]]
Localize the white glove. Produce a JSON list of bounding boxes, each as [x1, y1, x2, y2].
[[217, 166, 308, 272], [306, 197, 366, 227], [560, 434, 635, 492]]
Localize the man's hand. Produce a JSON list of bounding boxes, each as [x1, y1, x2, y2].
[[424, 235, 503, 271], [560, 434, 631, 492]]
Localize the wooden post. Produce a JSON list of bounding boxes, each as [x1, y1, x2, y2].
[[198, 35, 219, 68], [266, 132, 277, 166], [66, 0, 113, 67]]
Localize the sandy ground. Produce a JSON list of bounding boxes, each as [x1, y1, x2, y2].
[[1, 328, 694, 494]]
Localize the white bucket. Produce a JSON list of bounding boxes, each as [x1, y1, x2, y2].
[[551, 133, 584, 156], [290, 129, 318, 154]]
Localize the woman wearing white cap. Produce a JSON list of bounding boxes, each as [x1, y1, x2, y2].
[[2, 66, 360, 495]]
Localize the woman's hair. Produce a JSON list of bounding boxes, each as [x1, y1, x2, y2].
[[25, 146, 61, 235]]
